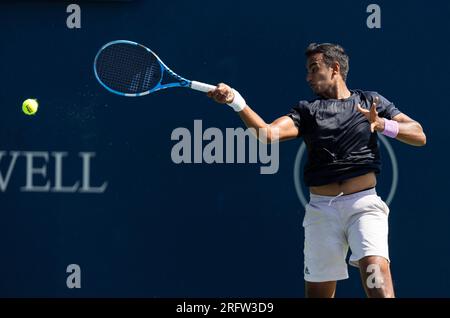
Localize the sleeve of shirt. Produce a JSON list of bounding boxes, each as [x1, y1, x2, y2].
[[286, 101, 307, 138], [375, 93, 402, 120]]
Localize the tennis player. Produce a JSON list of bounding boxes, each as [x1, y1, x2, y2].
[[207, 43, 426, 298]]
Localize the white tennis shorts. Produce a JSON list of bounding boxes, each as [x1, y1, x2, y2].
[[303, 187, 390, 282]]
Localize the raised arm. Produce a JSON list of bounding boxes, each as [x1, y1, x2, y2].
[[390, 113, 426, 146], [357, 97, 426, 147], [207, 83, 300, 143]]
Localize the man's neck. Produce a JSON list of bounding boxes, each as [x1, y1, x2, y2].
[[321, 82, 351, 100]]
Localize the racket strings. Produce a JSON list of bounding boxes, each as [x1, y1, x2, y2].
[[96, 43, 162, 94]]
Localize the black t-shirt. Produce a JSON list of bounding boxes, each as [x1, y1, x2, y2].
[[287, 90, 401, 187]]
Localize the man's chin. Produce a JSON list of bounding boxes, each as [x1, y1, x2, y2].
[[310, 86, 321, 95]]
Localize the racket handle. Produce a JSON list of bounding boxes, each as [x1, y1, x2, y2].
[[190, 81, 216, 93]]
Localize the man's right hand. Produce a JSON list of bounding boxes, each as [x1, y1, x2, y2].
[[207, 83, 235, 104]]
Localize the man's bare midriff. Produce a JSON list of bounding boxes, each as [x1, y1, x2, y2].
[[309, 172, 377, 196]]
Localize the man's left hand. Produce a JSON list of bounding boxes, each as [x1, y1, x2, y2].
[[356, 96, 385, 133]]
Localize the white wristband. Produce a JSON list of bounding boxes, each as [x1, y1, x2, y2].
[[227, 89, 247, 112]]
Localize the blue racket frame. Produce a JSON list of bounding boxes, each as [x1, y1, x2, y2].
[[94, 40, 191, 97]]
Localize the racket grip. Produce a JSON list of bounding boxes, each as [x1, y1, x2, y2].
[[190, 81, 216, 93]]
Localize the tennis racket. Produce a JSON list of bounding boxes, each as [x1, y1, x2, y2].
[[94, 40, 216, 96]]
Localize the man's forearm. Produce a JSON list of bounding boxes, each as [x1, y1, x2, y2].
[[375, 117, 426, 146], [238, 105, 268, 130], [237, 105, 273, 142]]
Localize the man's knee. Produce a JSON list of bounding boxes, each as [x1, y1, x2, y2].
[[305, 281, 337, 298]]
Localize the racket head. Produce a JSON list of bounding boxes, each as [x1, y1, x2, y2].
[[94, 40, 190, 97]]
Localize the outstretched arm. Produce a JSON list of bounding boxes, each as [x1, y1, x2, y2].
[[357, 97, 426, 147], [207, 83, 300, 143]]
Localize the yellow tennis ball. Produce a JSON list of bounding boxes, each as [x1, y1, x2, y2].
[[22, 99, 39, 115]]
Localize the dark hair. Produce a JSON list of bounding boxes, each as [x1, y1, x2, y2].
[[305, 43, 349, 81]]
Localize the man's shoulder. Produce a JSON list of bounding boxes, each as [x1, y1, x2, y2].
[[297, 97, 321, 109], [296, 89, 383, 105], [353, 89, 387, 101], [293, 89, 389, 112], [354, 90, 396, 109]]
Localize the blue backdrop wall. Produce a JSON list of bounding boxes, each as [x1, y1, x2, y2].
[[0, 0, 445, 297]]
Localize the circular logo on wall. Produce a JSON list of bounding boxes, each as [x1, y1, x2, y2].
[[293, 134, 398, 207]]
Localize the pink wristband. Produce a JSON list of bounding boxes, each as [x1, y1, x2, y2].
[[382, 119, 399, 138]]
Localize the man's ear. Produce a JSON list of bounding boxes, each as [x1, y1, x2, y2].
[[332, 62, 341, 75], [332, 61, 341, 76]]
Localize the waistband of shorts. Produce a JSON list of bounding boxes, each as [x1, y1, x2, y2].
[[309, 187, 377, 203]]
